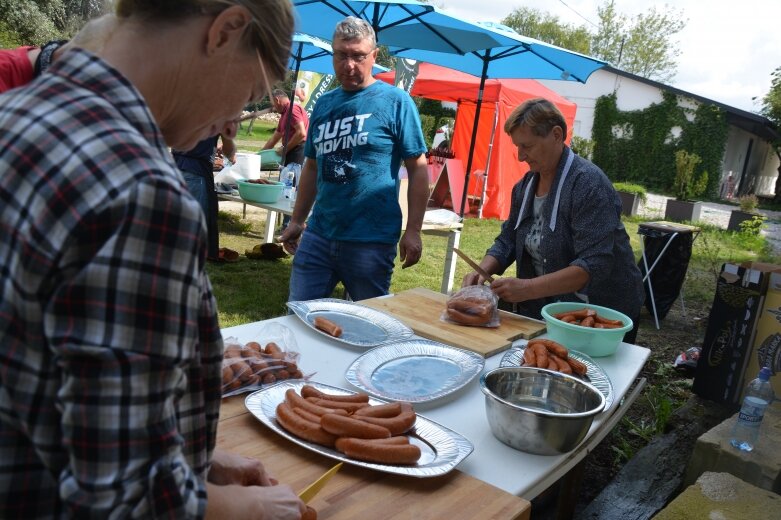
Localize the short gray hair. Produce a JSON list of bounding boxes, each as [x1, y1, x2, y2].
[[271, 88, 288, 100], [504, 98, 567, 138], [333, 16, 376, 48]]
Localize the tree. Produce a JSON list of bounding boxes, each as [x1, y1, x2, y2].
[[0, 0, 111, 45], [757, 66, 781, 200], [501, 1, 685, 83], [501, 7, 590, 55], [591, 0, 685, 82]]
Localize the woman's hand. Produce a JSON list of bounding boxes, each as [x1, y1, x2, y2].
[[489, 277, 531, 303], [462, 271, 487, 287], [208, 448, 277, 487]]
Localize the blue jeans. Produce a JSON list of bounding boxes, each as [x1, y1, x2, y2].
[[288, 230, 397, 302]]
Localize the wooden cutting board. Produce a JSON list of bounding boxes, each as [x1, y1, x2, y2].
[[362, 287, 546, 357]]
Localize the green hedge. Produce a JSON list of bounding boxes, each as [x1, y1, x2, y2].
[[592, 92, 728, 198]]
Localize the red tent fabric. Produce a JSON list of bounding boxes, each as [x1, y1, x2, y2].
[[376, 63, 577, 220]]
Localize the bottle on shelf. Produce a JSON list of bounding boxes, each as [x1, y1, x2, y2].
[[729, 367, 775, 452]]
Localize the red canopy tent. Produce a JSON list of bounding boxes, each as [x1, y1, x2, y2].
[[376, 63, 577, 220]]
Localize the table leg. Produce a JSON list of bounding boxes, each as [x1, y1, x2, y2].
[[441, 229, 461, 294], [263, 209, 278, 243]]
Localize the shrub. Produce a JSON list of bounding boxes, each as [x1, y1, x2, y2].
[[613, 182, 648, 203], [673, 150, 708, 201], [738, 194, 759, 213]]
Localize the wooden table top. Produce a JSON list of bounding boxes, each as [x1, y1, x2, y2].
[[217, 396, 531, 519]]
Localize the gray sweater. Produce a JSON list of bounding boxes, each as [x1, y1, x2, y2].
[[486, 147, 644, 320]]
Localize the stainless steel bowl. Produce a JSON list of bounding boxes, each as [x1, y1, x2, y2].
[[479, 367, 606, 455]]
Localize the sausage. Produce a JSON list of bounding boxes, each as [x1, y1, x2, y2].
[[292, 406, 323, 424], [446, 307, 491, 326], [594, 322, 623, 329], [580, 316, 596, 328], [320, 413, 391, 439], [546, 355, 558, 370], [353, 409, 417, 435], [446, 299, 492, 318], [300, 385, 370, 403], [302, 506, 318, 520], [531, 342, 548, 369], [567, 357, 588, 376], [264, 341, 286, 360], [285, 389, 348, 417], [553, 308, 596, 320], [353, 402, 402, 418], [529, 338, 569, 359], [595, 315, 624, 327], [334, 437, 421, 464], [275, 402, 337, 447], [313, 316, 343, 337], [551, 353, 573, 375], [560, 314, 577, 323], [522, 346, 537, 367], [305, 397, 369, 413]]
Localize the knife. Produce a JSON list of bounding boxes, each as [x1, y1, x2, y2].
[[453, 248, 495, 282], [298, 462, 343, 504]]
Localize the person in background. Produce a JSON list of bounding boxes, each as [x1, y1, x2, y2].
[[262, 88, 308, 167], [0, 1, 305, 518], [0, 40, 66, 93], [262, 88, 309, 231], [173, 135, 236, 260], [462, 98, 644, 343], [279, 16, 429, 302]]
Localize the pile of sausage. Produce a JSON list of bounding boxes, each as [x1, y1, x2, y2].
[[276, 385, 421, 465], [222, 341, 302, 394], [553, 308, 624, 329], [445, 294, 495, 326], [521, 338, 588, 377]]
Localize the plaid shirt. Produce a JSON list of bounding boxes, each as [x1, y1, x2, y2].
[[0, 49, 223, 518]]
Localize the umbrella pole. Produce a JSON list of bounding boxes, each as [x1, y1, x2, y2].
[[478, 102, 499, 219], [459, 59, 489, 217], [283, 43, 304, 166]]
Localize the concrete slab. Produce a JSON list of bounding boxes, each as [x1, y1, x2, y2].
[[684, 401, 781, 493], [654, 472, 781, 520]]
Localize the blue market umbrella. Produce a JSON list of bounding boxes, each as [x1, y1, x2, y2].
[[392, 22, 607, 216], [293, 0, 518, 55]]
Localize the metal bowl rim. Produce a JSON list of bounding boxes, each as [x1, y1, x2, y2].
[[479, 366, 606, 418]]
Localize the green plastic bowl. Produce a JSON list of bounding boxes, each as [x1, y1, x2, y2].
[[540, 302, 632, 357], [236, 179, 284, 204]]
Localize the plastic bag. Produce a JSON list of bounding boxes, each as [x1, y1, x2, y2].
[[441, 285, 500, 328], [221, 322, 306, 397]]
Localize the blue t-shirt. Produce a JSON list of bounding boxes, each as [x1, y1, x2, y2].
[[304, 81, 426, 243]]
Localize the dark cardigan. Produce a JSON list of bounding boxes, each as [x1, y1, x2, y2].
[[486, 147, 644, 320]]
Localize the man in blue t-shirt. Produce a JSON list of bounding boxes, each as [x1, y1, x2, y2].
[[280, 16, 429, 302]]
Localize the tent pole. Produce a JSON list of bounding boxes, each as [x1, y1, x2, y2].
[[459, 57, 490, 218], [283, 43, 304, 164], [478, 102, 500, 219]]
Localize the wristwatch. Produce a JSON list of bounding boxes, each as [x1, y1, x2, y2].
[[34, 40, 68, 76]]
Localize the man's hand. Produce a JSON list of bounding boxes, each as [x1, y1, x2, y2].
[[208, 448, 276, 487], [278, 221, 305, 255], [398, 230, 422, 269]]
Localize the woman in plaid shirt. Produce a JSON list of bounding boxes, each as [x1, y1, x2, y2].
[[0, 1, 305, 518]]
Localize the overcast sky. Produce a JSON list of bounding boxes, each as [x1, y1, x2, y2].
[[436, 0, 781, 113]]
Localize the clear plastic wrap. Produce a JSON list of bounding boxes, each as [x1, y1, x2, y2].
[[221, 322, 307, 397], [441, 285, 500, 328]]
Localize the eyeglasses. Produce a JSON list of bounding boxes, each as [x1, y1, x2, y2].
[[333, 51, 372, 63]]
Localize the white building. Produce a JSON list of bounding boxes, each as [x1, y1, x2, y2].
[[539, 66, 779, 198]]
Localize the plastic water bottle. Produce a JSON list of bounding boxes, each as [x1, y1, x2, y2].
[[729, 367, 774, 452], [281, 166, 294, 199]]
